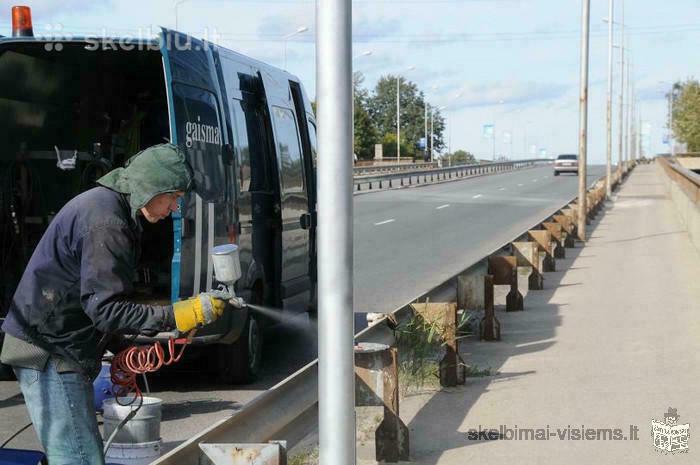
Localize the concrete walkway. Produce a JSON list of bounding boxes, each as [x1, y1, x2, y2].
[[401, 164, 700, 464]]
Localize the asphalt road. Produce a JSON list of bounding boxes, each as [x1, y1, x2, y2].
[[353, 164, 606, 313], [0, 164, 607, 455]]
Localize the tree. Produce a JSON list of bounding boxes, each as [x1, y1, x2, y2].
[[354, 72, 379, 160], [445, 150, 476, 164], [367, 75, 444, 160], [671, 80, 700, 152]]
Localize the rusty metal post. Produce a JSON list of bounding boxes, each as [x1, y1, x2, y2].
[[199, 442, 287, 465], [355, 343, 409, 463], [481, 275, 501, 341], [512, 241, 543, 290], [542, 222, 565, 259], [488, 256, 524, 312], [528, 230, 555, 272], [553, 214, 576, 248], [577, 0, 590, 241]]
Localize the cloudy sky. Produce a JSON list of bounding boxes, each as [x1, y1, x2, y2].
[[1, 0, 697, 162]]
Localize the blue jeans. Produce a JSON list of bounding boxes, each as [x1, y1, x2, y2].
[[13, 359, 105, 465]]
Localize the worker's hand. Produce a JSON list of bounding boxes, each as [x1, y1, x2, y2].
[[173, 293, 227, 333]]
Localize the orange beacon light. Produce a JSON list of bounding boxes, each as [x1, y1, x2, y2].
[[12, 6, 34, 38]]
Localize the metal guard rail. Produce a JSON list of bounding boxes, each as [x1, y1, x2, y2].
[[354, 159, 552, 191], [353, 161, 437, 175], [153, 165, 619, 465]]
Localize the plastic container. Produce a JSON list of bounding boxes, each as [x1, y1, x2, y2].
[[211, 244, 242, 284], [105, 439, 162, 465], [102, 397, 162, 444]]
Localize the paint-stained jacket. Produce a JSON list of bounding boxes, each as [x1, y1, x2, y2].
[[1, 187, 176, 377]]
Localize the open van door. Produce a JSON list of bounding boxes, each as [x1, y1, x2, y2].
[[257, 71, 312, 312], [159, 29, 232, 301]]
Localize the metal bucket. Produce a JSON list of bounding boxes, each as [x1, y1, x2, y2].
[[102, 397, 162, 444], [105, 439, 162, 465]]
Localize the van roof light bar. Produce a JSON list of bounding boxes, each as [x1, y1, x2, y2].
[[12, 6, 33, 38]]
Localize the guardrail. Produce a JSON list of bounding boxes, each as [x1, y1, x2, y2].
[[153, 161, 630, 465], [353, 161, 437, 176], [657, 156, 700, 252], [354, 158, 551, 192]]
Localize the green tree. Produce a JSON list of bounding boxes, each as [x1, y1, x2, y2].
[[671, 80, 700, 152], [445, 150, 476, 164], [354, 72, 379, 160], [367, 75, 444, 160]]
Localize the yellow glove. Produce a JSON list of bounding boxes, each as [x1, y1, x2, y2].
[[173, 293, 227, 333]]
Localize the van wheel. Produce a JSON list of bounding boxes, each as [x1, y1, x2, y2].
[[553, 171, 560, 176], [218, 313, 263, 384]]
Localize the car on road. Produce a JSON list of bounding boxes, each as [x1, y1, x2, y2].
[[553, 154, 579, 176]]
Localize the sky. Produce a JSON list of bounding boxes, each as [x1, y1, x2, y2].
[[1, 0, 697, 162]]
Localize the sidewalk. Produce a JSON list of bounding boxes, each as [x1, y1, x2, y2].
[[400, 164, 700, 464]]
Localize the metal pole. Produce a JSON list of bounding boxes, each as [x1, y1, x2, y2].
[[606, 0, 614, 197], [430, 109, 434, 162], [425, 102, 428, 162], [577, 0, 590, 241], [396, 77, 400, 164], [670, 88, 675, 156], [617, 0, 624, 173], [625, 57, 630, 166], [492, 124, 496, 161], [316, 1, 355, 464]]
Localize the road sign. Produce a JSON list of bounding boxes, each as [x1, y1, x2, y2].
[[418, 137, 426, 149], [483, 124, 494, 138]]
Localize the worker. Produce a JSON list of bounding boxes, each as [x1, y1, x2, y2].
[[0, 144, 227, 465]]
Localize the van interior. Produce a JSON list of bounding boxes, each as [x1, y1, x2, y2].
[[0, 42, 173, 314]]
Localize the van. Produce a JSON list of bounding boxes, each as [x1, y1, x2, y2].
[[0, 17, 318, 383]]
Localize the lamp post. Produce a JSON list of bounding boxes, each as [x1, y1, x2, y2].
[[577, 0, 591, 241], [605, 0, 614, 198], [396, 65, 415, 164], [283, 26, 308, 69], [431, 105, 446, 163], [174, 0, 188, 30]]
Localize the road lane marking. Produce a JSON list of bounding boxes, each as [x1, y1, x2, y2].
[[374, 219, 395, 226], [499, 187, 506, 191], [436, 204, 450, 210], [472, 194, 482, 199], [532, 179, 538, 182], [518, 183, 523, 187]]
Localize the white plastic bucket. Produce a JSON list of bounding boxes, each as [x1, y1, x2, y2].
[[102, 397, 162, 444], [105, 439, 162, 465]]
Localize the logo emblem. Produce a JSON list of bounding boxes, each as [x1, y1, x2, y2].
[[651, 408, 689, 454]]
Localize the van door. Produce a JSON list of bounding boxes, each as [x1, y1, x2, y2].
[[258, 73, 311, 312], [160, 29, 231, 300]]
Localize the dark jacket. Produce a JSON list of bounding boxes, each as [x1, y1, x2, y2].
[[1, 187, 175, 377]]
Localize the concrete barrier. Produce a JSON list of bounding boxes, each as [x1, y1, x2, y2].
[[658, 158, 700, 254]]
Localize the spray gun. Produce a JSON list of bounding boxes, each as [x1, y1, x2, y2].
[[210, 244, 246, 309]]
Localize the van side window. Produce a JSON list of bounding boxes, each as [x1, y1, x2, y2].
[[272, 106, 304, 192], [232, 98, 269, 192], [307, 118, 317, 169]]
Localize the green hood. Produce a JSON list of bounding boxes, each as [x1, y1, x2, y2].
[[97, 143, 193, 220]]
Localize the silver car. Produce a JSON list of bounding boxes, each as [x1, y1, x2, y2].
[[553, 154, 579, 176]]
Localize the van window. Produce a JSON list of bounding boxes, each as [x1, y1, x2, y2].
[[307, 118, 317, 168], [272, 106, 304, 192], [231, 98, 269, 192]]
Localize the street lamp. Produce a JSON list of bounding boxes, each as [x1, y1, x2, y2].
[[283, 26, 308, 69], [396, 65, 415, 164], [174, 0, 188, 30], [431, 105, 446, 163]]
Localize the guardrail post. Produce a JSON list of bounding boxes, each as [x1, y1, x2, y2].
[[528, 230, 555, 272], [457, 260, 488, 311], [481, 275, 501, 340], [542, 222, 565, 259], [553, 214, 576, 248], [411, 303, 466, 387], [355, 344, 409, 463], [488, 256, 524, 311], [512, 241, 543, 290]]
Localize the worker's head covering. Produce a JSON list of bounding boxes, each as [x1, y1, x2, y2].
[[97, 143, 193, 220]]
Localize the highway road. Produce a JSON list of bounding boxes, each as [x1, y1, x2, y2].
[[0, 163, 608, 455], [354, 164, 607, 313]]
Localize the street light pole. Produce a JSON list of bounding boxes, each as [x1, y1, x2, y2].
[[174, 0, 188, 30], [283, 26, 309, 70], [424, 102, 428, 161], [316, 0, 354, 464], [395, 66, 415, 164], [605, 0, 614, 198], [618, 0, 624, 173], [577, 0, 590, 241]]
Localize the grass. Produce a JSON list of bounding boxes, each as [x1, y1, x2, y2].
[[288, 446, 319, 465]]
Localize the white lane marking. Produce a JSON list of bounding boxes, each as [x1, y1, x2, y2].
[[532, 179, 538, 182], [374, 219, 395, 226], [499, 187, 506, 191], [518, 183, 523, 187], [472, 194, 483, 199], [436, 204, 450, 210]]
